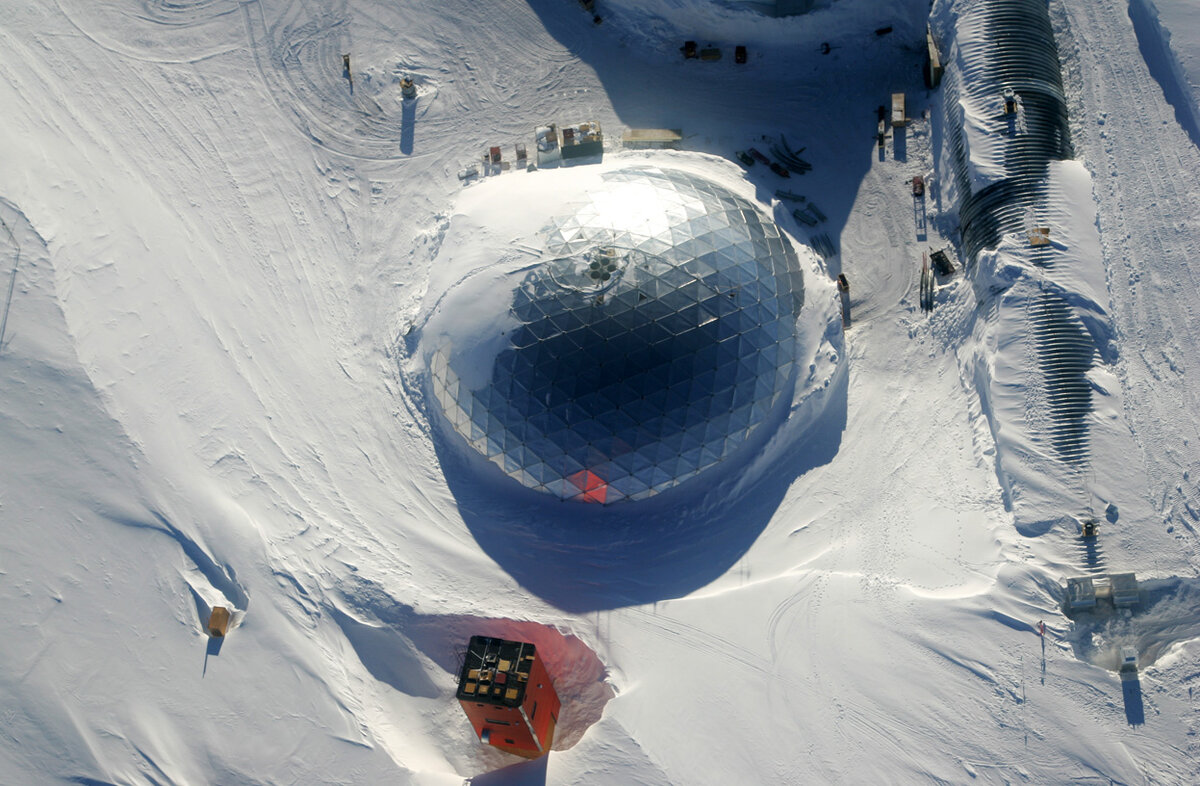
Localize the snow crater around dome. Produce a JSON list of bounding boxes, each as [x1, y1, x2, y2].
[[424, 165, 808, 503]]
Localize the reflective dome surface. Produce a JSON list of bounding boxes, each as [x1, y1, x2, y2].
[[430, 167, 804, 503]]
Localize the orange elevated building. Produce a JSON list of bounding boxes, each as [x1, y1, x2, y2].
[[456, 636, 561, 759]]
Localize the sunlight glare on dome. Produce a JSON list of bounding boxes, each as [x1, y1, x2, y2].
[[427, 166, 805, 503]]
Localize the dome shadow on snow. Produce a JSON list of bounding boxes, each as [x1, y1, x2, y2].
[[517, 0, 930, 259], [425, 364, 846, 614]]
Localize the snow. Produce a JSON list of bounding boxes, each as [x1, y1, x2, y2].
[[1, 0, 1199, 784], [1130, 0, 1200, 148]]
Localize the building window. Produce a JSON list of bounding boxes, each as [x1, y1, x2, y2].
[[485, 719, 512, 726], [532, 701, 538, 718], [505, 738, 516, 745]]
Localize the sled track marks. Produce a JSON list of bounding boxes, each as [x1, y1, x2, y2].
[[837, 167, 916, 325], [244, 2, 413, 162], [137, 0, 234, 25], [624, 606, 774, 679], [55, 0, 243, 64], [56, 0, 589, 164], [765, 571, 827, 664], [1057, 0, 1200, 540], [242, 0, 572, 162], [763, 572, 949, 778]]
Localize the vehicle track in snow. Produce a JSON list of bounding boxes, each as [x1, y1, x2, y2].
[[244, 0, 412, 162], [55, 0, 243, 63], [763, 572, 962, 781], [4, 10, 457, 592], [622, 605, 776, 679], [837, 163, 918, 325], [1054, 0, 1200, 554], [241, 0, 584, 164]]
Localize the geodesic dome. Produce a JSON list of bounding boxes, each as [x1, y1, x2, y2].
[[429, 167, 804, 503]]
